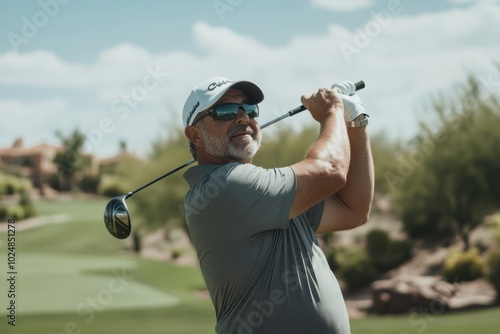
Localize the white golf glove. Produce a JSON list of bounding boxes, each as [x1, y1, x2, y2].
[[331, 81, 368, 122]]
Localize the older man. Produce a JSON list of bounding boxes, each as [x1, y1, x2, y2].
[[182, 76, 373, 334]]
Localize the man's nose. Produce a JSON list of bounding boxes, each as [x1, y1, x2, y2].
[[235, 108, 250, 124]]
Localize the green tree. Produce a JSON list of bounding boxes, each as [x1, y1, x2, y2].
[[395, 75, 500, 248], [53, 129, 90, 191], [119, 139, 127, 154], [253, 125, 319, 168], [370, 132, 401, 195]]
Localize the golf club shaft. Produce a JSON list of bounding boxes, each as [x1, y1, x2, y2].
[[125, 80, 365, 199], [125, 158, 195, 199]]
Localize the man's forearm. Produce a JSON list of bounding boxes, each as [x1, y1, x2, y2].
[[333, 126, 374, 224]]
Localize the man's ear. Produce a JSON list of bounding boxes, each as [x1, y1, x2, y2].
[[185, 126, 203, 148]]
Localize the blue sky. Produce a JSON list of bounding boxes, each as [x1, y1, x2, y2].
[[1, 0, 499, 158]]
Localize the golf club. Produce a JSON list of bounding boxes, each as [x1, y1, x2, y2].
[[104, 80, 365, 239]]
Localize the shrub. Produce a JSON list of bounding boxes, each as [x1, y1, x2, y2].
[[488, 213, 500, 244], [366, 229, 412, 272], [337, 247, 377, 291], [487, 248, 500, 301], [327, 250, 339, 272], [19, 193, 36, 218], [3, 176, 19, 195], [47, 173, 67, 191], [98, 176, 128, 198], [443, 248, 487, 282], [366, 229, 390, 256], [79, 174, 100, 194], [0, 205, 7, 220], [0, 174, 31, 195], [6, 204, 25, 221]]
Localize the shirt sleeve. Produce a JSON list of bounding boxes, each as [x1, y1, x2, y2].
[[303, 200, 325, 232], [211, 163, 296, 238]]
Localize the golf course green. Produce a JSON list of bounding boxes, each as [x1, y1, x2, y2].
[[0, 197, 498, 333]]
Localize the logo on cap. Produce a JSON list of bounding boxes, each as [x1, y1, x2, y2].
[[207, 79, 234, 91]]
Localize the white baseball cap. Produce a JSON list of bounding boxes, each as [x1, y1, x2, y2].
[[182, 76, 264, 127]]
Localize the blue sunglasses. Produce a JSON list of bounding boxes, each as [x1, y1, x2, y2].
[[192, 103, 259, 125]]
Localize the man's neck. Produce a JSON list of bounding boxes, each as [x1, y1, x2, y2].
[[196, 151, 251, 165]]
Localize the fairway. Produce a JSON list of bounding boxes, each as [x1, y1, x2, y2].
[[0, 197, 499, 334], [0, 252, 179, 314], [0, 197, 215, 334]]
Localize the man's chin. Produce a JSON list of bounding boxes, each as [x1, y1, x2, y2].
[[228, 141, 260, 160]]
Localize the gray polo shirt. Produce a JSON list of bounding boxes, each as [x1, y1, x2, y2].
[[184, 162, 350, 334]]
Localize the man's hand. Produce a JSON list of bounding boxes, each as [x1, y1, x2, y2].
[[331, 81, 368, 122], [301, 88, 344, 123], [331, 81, 357, 96]]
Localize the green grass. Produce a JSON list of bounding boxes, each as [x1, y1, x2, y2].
[[0, 197, 215, 334], [1, 197, 499, 334], [351, 307, 500, 334]]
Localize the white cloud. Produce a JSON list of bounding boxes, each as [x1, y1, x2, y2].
[[0, 50, 87, 87], [0, 99, 68, 147], [0, 43, 161, 88], [311, 0, 374, 12], [0, 98, 67, 120]]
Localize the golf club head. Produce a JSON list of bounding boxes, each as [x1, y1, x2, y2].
[[104, 195, 131, 239]]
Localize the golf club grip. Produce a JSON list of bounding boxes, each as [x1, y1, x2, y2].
[[355, 80, 365, 90], [289, 80, 365, 116]]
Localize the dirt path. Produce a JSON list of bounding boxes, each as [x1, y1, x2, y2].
[[0, 213, 71, 232]]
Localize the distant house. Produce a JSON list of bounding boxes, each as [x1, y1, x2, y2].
[[0, 139, 60, 190], [0, 138, 99, 192]]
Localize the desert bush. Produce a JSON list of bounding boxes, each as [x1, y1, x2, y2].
[[488, 213, 500, 244], [396, 76, 500, 247], [0, 174, 31, 195], [47, 173, 67, 191], [0, 205, 7, 220], [98, 176, 128, 198], [443, 247, 487, 282], [381, 241, 412, 270], [19, 193, 36, 218], [366, 229, 390, 256], [366, 229, 412, 272], [487, 248, 500, 301], [79, 174, 100, 194], [5, 204, 25, 221], [337, 247, 377, 291]]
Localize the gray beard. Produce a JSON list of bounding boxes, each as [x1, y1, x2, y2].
[[198, 122, 261, 161]]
